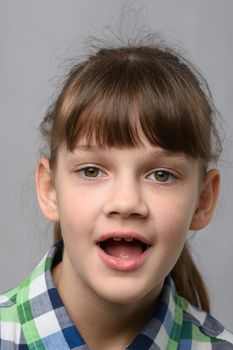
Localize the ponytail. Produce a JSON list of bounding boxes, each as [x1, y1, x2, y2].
[[171, 244, 210, 313], [53, 222, 62, 243]]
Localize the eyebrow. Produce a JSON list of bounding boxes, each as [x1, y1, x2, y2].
[[74, 145, 186, 159], [74, 145, 106, 152]]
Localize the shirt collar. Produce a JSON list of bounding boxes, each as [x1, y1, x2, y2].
[[16, 240, 183, 349]]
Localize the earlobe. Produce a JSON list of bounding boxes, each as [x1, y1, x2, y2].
[[190, 169, 220, 230], [35, 158, 59, 222]]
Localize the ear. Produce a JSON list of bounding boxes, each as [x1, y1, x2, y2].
[[35, 158, 59, 222], [190, 169, 220, 230]]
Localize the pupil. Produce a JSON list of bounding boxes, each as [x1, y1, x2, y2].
[[85, 167, 98, 177], [155, 171, 168, 182]]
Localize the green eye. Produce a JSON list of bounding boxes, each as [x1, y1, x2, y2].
[[148, 170, 175, 183]]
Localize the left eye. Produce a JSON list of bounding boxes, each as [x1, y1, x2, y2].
[[147, 170, 175, 183], [77, 167, 105, 179]]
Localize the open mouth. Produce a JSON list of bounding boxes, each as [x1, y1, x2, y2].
[[99, 237, 149, 259]]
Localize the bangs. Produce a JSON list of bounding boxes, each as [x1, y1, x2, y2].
[[48, 46, 219, 162]]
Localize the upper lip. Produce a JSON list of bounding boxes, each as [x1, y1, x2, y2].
[[97, 231, 151, 246]]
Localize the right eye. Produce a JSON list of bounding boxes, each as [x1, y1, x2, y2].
[[77, 166, 106, 179]]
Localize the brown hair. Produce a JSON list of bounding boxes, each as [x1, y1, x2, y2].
[[40, 42, 222, 313]]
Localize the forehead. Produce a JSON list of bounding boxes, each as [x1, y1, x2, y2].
[[63, 136, 191, 163]]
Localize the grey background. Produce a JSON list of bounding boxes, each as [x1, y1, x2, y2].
[[0, 0, 232, 331]]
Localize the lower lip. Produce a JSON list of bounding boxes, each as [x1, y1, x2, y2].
[[96, 245, 150, 271]]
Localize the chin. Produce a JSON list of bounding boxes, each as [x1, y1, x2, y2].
[[95, 282, 158, 306]]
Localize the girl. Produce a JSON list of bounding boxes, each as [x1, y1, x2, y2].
[[1, 40, 233, 350]]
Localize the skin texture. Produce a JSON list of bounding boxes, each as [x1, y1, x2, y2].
[[36, 136, 220, 350]]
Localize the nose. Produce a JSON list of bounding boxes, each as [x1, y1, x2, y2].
[[103, 176, 149, 219]]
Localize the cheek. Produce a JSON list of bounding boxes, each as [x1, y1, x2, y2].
[[153, 206, 192, 272], [57, 188, 103, 236], [153, 194, 197, 244]]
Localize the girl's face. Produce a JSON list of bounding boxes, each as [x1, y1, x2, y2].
[[37, 135, 218, 305]]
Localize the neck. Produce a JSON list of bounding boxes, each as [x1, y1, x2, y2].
[[52, 259, 161, 350]]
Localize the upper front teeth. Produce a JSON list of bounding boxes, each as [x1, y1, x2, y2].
[[113, 237, 133, 242]]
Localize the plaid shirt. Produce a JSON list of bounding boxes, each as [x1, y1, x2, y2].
[[1, 240, 233, 350]]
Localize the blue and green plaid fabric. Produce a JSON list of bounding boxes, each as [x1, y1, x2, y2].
[[1, 240, 233, 349]]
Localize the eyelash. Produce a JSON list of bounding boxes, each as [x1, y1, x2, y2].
[[76, 166, 176, 184]]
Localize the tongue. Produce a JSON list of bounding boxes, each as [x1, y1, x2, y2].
[[103, 240, 143, 259]]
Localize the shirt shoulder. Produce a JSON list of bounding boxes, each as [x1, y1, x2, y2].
[[0, 284, 19, 305], [177, 295, 233, 349], [0, 245, 61, 349], [0, 285, 24, 348]]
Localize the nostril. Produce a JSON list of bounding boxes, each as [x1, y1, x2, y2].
[[103, 193, 149, 218]]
